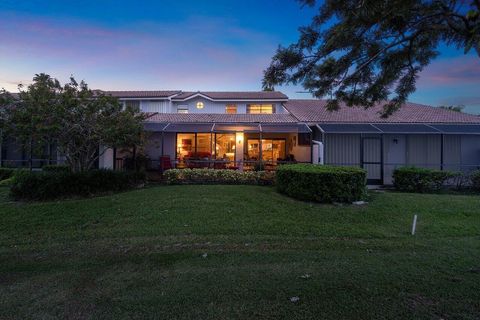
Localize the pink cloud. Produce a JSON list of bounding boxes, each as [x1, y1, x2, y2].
[[417, 55, 480, 86]]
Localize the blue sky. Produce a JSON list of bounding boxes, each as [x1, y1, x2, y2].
[[0, 0, 479, 114]]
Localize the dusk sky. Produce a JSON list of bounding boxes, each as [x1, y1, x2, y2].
[[1, 0, 479, 114]]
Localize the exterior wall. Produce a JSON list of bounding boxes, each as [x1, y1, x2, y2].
[[98, 147, 114, 169], [324, 134, 361, 166], [169, 98, 286, 114], [140, 100, 171, 113], [406, 134, 441, 169]]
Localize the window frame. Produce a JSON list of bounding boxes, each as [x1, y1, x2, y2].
[[225, 104, 237, 114], [246, 104, 275, 114]]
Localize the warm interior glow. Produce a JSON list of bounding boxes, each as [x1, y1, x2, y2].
[[196, 101, 204, 109], [236, 132, 244, 145]]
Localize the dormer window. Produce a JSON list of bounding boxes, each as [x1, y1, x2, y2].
[[196, 101, 204, 109]]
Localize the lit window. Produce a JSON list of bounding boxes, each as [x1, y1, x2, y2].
[[196, 101, 204, 109], [246, 104, 275, 114], [177, 106, 189, 113], [225, 104, 237, 114]]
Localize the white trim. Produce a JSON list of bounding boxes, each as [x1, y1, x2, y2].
[[171, 92, 287, 102]]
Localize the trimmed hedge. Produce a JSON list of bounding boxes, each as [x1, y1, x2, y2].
[[0, 168, 15, 181], [10, 169, 146, 200], [164, 168, 275, 185], [276, 164, 367, 203], [393, 166, 458, 193], [42, 164, 71, 173], [471, 170, 480, 191]]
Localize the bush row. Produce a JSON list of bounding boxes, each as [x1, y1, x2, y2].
[[0, 168, 15, 181], [10, 169, 146, 200], [472, 170, 480, 191], [276, 164, 367, 203], [164, 168, 275, 185], [393, 167, 463, 193]]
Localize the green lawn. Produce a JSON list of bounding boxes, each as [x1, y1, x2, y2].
[[0, 185, 479, 319]]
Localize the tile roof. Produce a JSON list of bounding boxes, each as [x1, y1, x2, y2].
[[284, 100, 480, 124], [145, 113, 298, 123], [172, 91, 288, 100], [101, 90, 181, 98]]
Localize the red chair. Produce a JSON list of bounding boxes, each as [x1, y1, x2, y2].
[[159, 156, 172, 173]]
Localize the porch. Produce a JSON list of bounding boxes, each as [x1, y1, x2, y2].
[[113, 122, 313, 172]]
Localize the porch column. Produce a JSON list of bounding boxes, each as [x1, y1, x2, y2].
[[235, 132, 244, 170]]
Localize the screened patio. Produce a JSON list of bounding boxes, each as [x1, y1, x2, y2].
[[142, 122, 312, 171]]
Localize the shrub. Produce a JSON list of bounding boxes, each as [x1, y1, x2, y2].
[[164, 168, 275, 185], [0, 168, 15, 181], [471, 170, 480, 191], [276, 164, 366, 203], [10, 169, 146, 200], [393, 166, 458, 193], [42, 164, 71, 173]]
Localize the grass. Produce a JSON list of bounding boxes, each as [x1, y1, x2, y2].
[[0, 185, 479, 319]]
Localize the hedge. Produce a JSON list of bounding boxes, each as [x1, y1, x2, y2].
[[0, 168, 15, 181], [42, 164, 71, 173], [164, 168, 275, 185], [276, 164, 367, 203], [393, 166, 458, 193], [471, 170, 480, 191], [10, 169, 146, 200]]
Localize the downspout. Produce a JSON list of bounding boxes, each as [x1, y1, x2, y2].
[[311, 140, 324, 165]]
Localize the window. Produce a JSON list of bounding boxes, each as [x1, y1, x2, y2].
[[177, 106, 189, 113], [247, 139, 286, 163], [196, 101, 204, 109], [214, 133, 236, 161], [125, 100, 140, 109], [246, 104, 275, 114], [225, 104, 237, 114]]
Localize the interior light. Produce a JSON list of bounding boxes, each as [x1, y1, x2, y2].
[[196, 101, 204, 109]]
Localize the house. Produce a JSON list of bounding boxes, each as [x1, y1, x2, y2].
[[1, 90, 479, 184], [97, 90, 480, 184]]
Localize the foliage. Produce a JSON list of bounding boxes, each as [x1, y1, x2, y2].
[[276, 164, 366, 203], [439, 105, 465, 112], [164, 168, 275, 185], [42, 164, 71, 173], [0, 168, 15, 181], [393, 166, 458, 192], [10, 169, 146, 200], [471, 170, 480, 191], [0, 74, 61, 169], [263, 0, 480, 116], [0, 74, 147, 172]]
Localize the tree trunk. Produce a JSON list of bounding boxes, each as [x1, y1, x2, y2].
[[29, 138, 33, 172]]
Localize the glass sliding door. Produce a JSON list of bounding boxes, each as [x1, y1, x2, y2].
[[247, 139, 286, 163], [176, 133, 212, 168], [214, 133, 236, 161]]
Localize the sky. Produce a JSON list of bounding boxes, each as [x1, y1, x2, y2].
[[0, 0, 479, 114]]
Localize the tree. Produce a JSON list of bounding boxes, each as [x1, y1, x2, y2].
[[55, 77, 146, 172], [0, 74, 146, 172], [0, 74, 61, 170], [439, 104, 465, 112], [263, 0, 480, 116]]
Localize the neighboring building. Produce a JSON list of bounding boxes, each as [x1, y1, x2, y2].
[[2, 90, 479, 184]]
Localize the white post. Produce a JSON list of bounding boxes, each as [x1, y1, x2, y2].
[[411, 214, 418, 235]]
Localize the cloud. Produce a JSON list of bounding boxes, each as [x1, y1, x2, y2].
[[0, 13, 278, 90], [417, 55, 480, 87]]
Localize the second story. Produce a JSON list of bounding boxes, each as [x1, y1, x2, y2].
[[102, 90, 290, 114]]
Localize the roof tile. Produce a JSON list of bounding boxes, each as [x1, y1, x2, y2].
[[284, 100, 480, 124]]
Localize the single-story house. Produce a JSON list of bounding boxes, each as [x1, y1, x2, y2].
[[1, 90, 479, 184]]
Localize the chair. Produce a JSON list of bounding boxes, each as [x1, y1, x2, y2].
[[159, 156, 172, 173]]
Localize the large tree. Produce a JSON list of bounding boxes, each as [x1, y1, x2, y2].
[[0, 74, 61, 170], [263, 0, 480, 116], [0, 74, 146, 172]]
